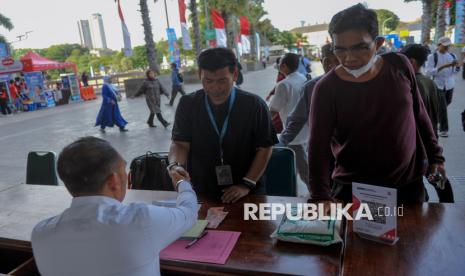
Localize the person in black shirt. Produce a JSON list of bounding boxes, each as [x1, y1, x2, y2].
[[169, 48, 278, 203]]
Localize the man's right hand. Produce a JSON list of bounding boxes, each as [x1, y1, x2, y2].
[[168, 166, 190, 189]]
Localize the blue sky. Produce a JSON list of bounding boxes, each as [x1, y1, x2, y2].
[[1, 0, 422, 50]]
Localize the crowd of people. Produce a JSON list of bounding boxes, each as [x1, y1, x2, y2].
[[29, 3, 465, 275]]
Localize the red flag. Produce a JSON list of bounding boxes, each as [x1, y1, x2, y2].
[[178, 0, 187, 23], [240, 16, 250, 36], [211, 9, 225, 29], [117, 0, 125, 22]]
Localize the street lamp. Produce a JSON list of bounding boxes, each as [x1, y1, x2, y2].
[[381, 18, 393, 36]]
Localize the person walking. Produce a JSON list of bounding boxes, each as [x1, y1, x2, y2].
[[95, 76, 128, 133], [168, 63, 186, 106], [81, 72, 89, 87], [425, 36, 459, 137], [134, 69, 171, 128]]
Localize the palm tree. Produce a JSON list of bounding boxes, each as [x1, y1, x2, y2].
[[189, 0, 201, 57], [404, 0, 434, 43], [140, 0, 159, 73], [247, 0, 267, 60], [436, 0, 446, 40], [0, 13, 14, 44]]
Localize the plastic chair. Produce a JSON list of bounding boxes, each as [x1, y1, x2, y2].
[[26, 151, 59, 186], [264, 147, 297, 197]]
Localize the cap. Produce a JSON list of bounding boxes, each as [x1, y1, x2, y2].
[[437, 37, 452, 46]]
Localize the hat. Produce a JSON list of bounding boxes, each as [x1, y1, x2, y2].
[[438, 37, 452, 46]]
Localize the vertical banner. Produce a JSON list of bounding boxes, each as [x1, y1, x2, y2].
[[178, 0, 193, 50], [211, 9, 227, 47], [167, 28, 181, 67], [24, 72, 45, 102], [255, 32, 261, 59], [0, 43, 8, 58], [456, 0, 465, 43], [116, 0, 133, 56], [239, 16, 251, 54]]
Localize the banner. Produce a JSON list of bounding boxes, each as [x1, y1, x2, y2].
[[456, 0, 465, 43], [211, 9, 227, 47], [239, 16, 251, 54], [116, 0, 133, 56], [167, 28, 181, 67], [178, 0, 192, 50], [0, 43, 8, 58], [24, 72, 45, 102]]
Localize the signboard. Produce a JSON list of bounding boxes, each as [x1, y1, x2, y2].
[[24, 72, 45, 103], [205, 29, 216, 40], [0, 43, 8, 58], [0, 57, 23, 74], [399, 30, 410, 38]]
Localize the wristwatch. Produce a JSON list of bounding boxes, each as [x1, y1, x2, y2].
[[241, 177, 256, 190]]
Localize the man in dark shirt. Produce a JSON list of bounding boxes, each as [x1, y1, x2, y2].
[[308, 4, 445, 204], [169, 48, 277, 203], [401, 44, 454, 203]]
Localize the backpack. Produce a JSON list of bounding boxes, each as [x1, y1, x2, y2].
[[177, 71, 184, 83], [129, 152, 174, 191], [433, 52, 456, 67]]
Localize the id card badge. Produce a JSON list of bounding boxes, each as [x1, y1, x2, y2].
[[215, 165, 234, 186]]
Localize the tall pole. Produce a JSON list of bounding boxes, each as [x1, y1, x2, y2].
[[164, 0, 170, 28], [203, 0, 210, 29]]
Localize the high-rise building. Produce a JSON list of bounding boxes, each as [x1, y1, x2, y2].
[[77, 20, 93, 49], [88, 13, 108, 49]]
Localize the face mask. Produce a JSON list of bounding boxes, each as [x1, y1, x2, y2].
[[342, 54, 380, 78]]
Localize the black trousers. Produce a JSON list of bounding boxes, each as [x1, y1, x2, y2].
[[147, 112, 168, 126], [462, 64, 465, 80], [169, 85, 186, 105], [0, 99, 11, 115], [438, 88, 453, 132]]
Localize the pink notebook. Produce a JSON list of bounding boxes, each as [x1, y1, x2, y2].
[[160, 230, 241, 265]]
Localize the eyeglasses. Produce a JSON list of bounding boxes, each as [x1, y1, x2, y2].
[[332, 40, 377, 57]]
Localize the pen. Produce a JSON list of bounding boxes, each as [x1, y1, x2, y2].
[[185, 231, 208, 249]]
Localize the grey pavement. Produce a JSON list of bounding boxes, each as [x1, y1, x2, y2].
[[0, 64, 463, 202]]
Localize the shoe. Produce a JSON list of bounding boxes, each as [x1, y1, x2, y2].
[[439, 131, 449, 137], [163, 122, 171, 128], [165, 103, 173, 107], [147, 123, 157, 128], [100, 128, 106, 133], [119, 127, 129, 132]]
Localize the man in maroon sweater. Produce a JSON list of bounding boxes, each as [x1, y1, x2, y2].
[[308, 4, 445, 204]]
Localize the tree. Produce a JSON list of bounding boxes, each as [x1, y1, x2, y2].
[[139, 0, 160, 73], [375, 9, 400, 35], [42, 44, 88, 62], [404, 0, 434, 43], [0, 13, 13, 44], [278, 31, 297, 50], [436, 0, 446, 39], [189, 0, 202, 58], [246, 0, 267, 59]]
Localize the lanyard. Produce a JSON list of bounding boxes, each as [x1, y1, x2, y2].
[[204, 88, 237, 164]]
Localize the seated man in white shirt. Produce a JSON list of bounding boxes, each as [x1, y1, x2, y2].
[[31, 137, 198, 276]]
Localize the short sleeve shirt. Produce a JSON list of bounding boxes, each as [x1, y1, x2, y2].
[[172, 89, 278, 197]]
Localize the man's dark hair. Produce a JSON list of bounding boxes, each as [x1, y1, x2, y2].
[[57, 137, 121, 196], [280, 53, 300, 73], [171, 62, 177, 69], [321, 43, 335, 59], [198, 47, 237, 73], [9, 79, 14, 84], [401, 44, 430, 67], [329, 4, 378, 39]]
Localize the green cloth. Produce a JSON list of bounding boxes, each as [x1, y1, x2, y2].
[[416, 73, 439, 134]]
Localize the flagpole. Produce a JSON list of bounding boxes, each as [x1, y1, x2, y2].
[[164, 0, 170, 28], [203, 0, 210, 47]]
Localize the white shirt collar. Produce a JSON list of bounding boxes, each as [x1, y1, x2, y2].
[[70, 195, 121, 208]]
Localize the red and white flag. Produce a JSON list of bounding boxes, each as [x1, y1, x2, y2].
[[116, 0, 132, 56], [239, 16, 251, 54], [211, 9, 227, 47], [178, 0, 192, 50]]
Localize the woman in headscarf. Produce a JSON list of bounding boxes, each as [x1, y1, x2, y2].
[[95, 76, 128, 133], [134, 69, 171, 128]]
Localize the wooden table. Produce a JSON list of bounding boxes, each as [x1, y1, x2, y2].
[[0, 185, 343, 276], [342, 203, 465, 276]]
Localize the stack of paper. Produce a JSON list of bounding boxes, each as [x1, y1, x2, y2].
[[181, 220, 209, 239]]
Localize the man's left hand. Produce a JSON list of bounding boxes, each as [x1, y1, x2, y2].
[[221, 185, 250, 203], [428, 163, 447, 181]]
